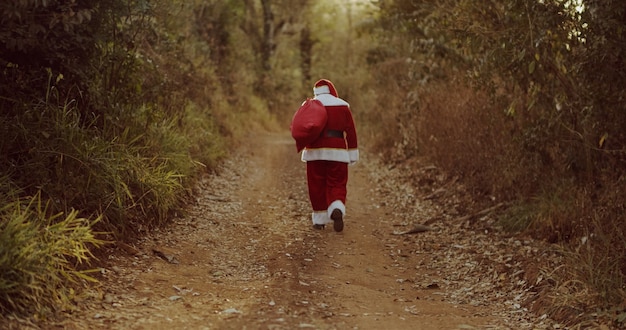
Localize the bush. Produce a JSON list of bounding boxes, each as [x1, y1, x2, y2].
[[0, 0, 269, 320], [0, 193, 104, 316]]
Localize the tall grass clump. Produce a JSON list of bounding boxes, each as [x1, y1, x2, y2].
[[1, 92, 194, 238], [539, 183, 626, 326], [0, 193, 104, 316], [530, 208, 626, 327]]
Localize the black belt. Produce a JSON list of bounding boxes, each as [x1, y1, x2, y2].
[[326, 130, 344, 138]]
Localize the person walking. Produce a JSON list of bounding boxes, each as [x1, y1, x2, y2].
[[301, 79, 359, 232]]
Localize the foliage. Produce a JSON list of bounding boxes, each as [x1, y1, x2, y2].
[[0, 0, 383, 318], [1, 70, 196, 235], [0, 193, 104, 316], [0, 0, 243, 318], [368, 0, 626, 324], [0, 0, 99, 96]]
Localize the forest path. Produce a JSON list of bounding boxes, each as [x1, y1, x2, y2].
[[62, 132, 546, 330]]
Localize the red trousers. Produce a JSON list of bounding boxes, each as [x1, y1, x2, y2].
[[306, 160, 348, 212]]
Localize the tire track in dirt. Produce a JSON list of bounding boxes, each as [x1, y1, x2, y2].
[[56, 132, 545, 329]]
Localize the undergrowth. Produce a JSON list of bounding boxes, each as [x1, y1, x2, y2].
[[367, 74, 626, 327], [2, 97, 192, 236], [0, 193, 104, 317], [0, 69, 230, 318]]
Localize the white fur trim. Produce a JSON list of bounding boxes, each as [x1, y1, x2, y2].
[[327, 200, 346, 217], [314, 85, 330, 95], [302, 148, 351, 163], [348, 149, 359, 164], [314, 93, 349, 107], [312, 211, 332, 225]]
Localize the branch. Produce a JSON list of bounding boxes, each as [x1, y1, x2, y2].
[[457, 202, 505, 223], [392, 224, 433, 235]]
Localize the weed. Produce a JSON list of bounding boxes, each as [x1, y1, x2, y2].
[[0, 193, 104, 316]]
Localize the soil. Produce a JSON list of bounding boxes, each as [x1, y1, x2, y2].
[[42, 132, 565, 329]]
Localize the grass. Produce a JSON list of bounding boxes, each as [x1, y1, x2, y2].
[[0, 75, 232, 317], [362, 71, 626, 327], [0, 193, 105, 316]]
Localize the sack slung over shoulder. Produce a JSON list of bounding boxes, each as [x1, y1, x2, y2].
[[290, 98, 327, 152]]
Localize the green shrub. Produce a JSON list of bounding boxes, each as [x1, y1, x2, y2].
[[0, 95, 195, 237], [181, 102, 227, 172], [0, 193, 104, 316], [0, 0, 234, 320]]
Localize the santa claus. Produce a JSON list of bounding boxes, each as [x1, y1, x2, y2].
[[300, 79, 359, 232]]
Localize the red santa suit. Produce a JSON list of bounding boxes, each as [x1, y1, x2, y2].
[[301, 79, 359, 229]]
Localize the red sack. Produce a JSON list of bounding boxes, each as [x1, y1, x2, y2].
[[290, 98, 327, 152]]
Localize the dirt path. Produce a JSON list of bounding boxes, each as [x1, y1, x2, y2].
[[59, 132, 556, 330]]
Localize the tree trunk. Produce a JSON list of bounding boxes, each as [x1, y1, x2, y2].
[[260, 0, 274, 72], [300, 26, 313, 86]]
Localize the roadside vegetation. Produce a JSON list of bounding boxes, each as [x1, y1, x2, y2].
[[0, 0, 623, 328], [367, 1, 626, 327]]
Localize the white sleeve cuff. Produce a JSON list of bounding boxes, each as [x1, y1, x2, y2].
[[348, 149, 359, 164]]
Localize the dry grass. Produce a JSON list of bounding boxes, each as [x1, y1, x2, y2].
[[365, 73, 626, 327], [361, 58, 421, 161], [416, 79, 536, 201]]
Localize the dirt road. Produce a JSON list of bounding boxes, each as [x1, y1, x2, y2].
[[60, 132, 554, 329]]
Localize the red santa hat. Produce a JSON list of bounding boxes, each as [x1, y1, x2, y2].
[[313, 79, 338, 97]]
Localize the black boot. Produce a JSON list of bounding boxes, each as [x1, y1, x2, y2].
[[330, 209, 343, 232]]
